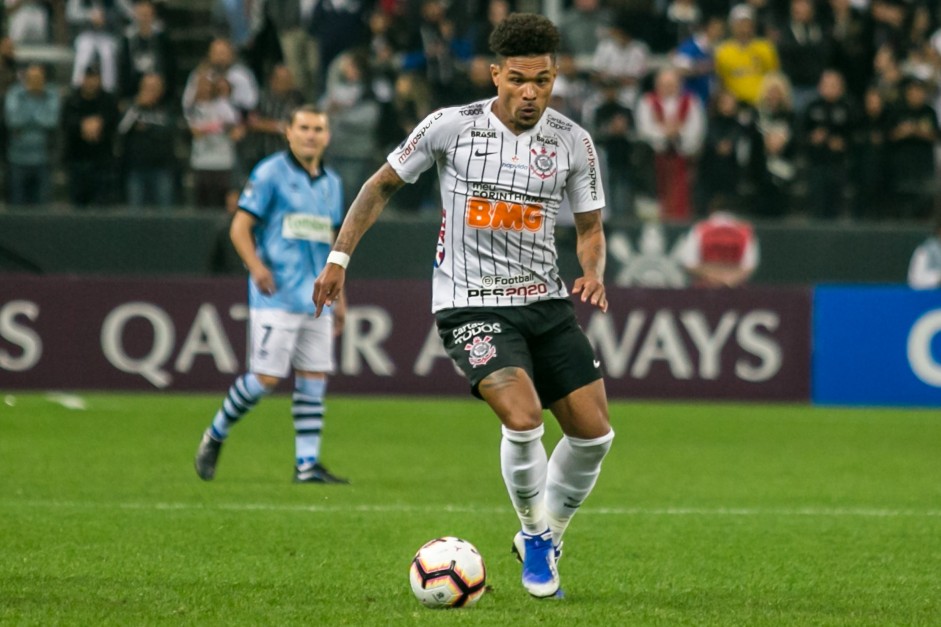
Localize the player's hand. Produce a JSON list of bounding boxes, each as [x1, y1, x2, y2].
[[313, 263, 346, 318], [251, 266, 276, 295], [572, 277, 608, 313]]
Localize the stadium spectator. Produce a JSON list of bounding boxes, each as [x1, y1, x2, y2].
[[5, 0, 51, 43], [677, 197, 760, 287], [399, 0, 472, 107], [695, 89, 757, 214], [450, 55, 498, 104], [311, 0, 371, 88], [635, 66, 706, 222], [241, 63, 303, 173], [870, 0, 909, 52], [183, 37, 259, 114], [62, 65, 119, 208], [827, 0, 874, 102], [383, 70, 437, 212], [468, 0, 510, 57], [872, 43, 905, 106], [321, 49, 383, 211], [266, 0, 322, 101], [673, 15, 726, 106], [887, 76, 939, 220], [0, 36, 18, 158], [117, 73, 177, 208], [852, 86, 892, 220], [118, 0, 176, 101], [194, 105, 349, 485], [550, 52, 592, 124], [590, 11, 650, 109], [185, 72, 243, 209], [754, 72, 797, 217], [775, 0, 830, 115], [67, 0, 131, 93], [212, 0, 280, 82], [314, 15, 615, 600], [558, 0, 611, 57], [4, 63, 59, 205], [585, 77, 635, 219], [714, 4, 779, 106], [908, 218, 941, 288], [801, 69, 855, 219], [663, 0, 702, 51], [211, 0, 263, 56]]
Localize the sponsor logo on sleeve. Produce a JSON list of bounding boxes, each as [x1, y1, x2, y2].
[[582, 137, 599, 201], [396, 111, 444, 164]]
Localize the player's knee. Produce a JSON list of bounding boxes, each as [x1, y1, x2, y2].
[[253, 373, 281, 391], [500, 410, 544, 432]]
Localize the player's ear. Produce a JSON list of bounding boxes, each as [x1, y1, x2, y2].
[[490, 62, 500, 86]]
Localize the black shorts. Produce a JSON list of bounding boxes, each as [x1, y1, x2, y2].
[[435, 299, 602, 407]]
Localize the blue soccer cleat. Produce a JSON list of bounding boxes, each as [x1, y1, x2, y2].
[[516, 529, 561, 598], [512, 530, 564, 565]]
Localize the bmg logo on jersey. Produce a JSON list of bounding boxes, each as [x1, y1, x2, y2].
[[465, 197, 544, 231]]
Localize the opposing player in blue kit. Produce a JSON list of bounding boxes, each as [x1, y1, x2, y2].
[[195, 105, 349, 484]]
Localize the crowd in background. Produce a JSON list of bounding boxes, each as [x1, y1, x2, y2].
[[1, 0, 941, 223]]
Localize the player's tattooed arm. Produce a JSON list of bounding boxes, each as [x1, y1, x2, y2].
[[571, 209, 608, 312], [333, 163, 406, 254], [315, 164, 406, 316]]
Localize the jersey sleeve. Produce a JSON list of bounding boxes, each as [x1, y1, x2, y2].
[[565, 128, 606, 214], [386, 109, 448, 184], [238, 163, 275, 221]]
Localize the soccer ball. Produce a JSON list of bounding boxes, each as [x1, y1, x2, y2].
[[409, 536, 486, 608]]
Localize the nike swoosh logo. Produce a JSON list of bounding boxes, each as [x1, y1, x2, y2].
[[474, 149, 497, 157], [593, 360, 601, 368]]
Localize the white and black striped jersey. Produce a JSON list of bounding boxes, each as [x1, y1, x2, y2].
[[387, 97, 606, 313]]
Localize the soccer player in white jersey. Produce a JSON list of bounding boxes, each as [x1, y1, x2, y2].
[[194, 105, 349, 484], [314, 14, 614, 598]]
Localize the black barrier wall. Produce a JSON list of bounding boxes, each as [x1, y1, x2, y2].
[[0, 210, 926, 284]]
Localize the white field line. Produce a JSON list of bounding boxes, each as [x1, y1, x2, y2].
[[3, 500, 941, 518]]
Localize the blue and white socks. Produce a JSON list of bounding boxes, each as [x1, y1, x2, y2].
[[210, 373, 270, 440], [293, 377, 326, 468]]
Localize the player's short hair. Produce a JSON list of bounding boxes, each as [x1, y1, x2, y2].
[[288, 104, 328, 126], [489, 13, 560, 60]]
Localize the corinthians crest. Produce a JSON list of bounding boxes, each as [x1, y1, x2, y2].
[[530, 146, 557, 179], [465, 335, 497, 367]]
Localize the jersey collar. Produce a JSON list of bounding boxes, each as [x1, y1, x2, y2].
[[286, 149, 327, 183]]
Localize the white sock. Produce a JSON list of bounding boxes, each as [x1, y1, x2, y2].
[[500, 424, 549, 535], [546, 430, 615, 546]]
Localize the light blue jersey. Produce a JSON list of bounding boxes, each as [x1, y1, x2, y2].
[[239, 151, 344, 314]]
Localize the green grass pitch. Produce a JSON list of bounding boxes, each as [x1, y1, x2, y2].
[[1, 392, 939, 625]]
